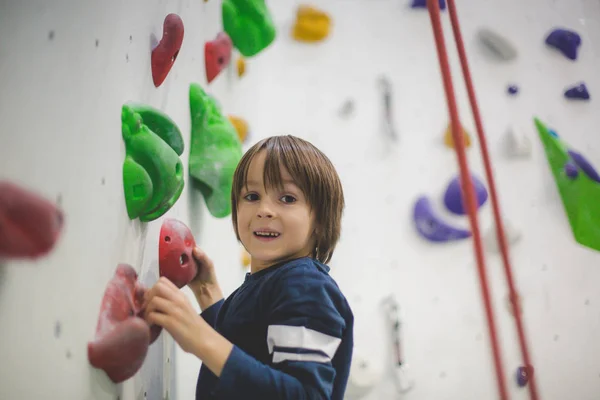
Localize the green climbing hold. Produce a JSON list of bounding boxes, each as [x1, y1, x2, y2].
[[122, 104, 184, 222], [188, 83, 243, 218], [534, 117, 600, 252], [222, 0, 276, 57], [127, 103, 185, 156]]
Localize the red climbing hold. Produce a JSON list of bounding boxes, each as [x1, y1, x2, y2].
[[88, 264, 153, 383], [159, 218, 197, 288], [151, 13, 184, 87], [205, 32, 232, 84], [0, 181, 63, 259]]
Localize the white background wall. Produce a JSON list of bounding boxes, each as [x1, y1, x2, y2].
[[1, 0, 599, 399]]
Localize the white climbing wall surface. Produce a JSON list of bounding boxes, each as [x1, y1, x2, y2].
[[1, 0, 600, 400]]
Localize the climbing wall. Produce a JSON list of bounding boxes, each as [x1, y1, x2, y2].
[[1, 0, 600, 400]]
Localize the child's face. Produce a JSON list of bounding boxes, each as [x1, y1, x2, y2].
[[236, 150, 316, 270]]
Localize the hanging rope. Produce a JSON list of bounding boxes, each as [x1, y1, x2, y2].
[[426, 0, 538, 399]]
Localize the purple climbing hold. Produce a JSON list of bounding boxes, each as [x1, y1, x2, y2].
[[516, 366, 532, 387], [564, 161, 579, 179], [410, 0, 446, 10], [413, 196, 471, 243], [443, 174, 489, 215], [507, 85, 519, 95], [545, 28, 581, 61], [564, 83, 590, 100], [568, 150, 600, 183]]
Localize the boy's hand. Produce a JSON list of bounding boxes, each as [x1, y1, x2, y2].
[[189, 247, 223, 310], [144, 277, 208, 354]]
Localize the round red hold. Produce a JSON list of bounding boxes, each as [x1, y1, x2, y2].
[[158, 218, 197, 288]]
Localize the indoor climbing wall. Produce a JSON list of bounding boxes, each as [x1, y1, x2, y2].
[[1, 1, 600, 400]]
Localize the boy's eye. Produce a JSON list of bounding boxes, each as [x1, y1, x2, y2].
[[243, 193, 259, 201], [280, 195, 296, 204]]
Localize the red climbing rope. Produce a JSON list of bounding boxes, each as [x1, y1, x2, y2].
[[426, 0, 538, 399]]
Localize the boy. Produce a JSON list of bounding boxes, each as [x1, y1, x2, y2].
[[144, 135, 354, 399]]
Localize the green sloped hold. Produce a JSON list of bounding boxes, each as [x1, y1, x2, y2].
[[122, 104, 184, 222], [534, 117, 600, 252], [222, 0, 276, 57], [188, 83, 243, 218], [127, 103, 185, 156]]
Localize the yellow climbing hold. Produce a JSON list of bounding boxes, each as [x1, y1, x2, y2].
[[228, 115, 249, 143], [241, 249, 251, 268], [444, 123, 472, 148], [237, 57, 246, 77], [292, 5, 331, 43]]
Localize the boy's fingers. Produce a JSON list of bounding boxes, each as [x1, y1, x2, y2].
[[192, 247, 207, 263]]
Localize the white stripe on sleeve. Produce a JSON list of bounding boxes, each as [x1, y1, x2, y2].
[[267, 325, 342, 361]]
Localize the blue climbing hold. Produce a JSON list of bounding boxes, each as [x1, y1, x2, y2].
[[545, 28, 581, 61], [564, 83, 590, 100], [564, 161, 579, 179], [516, 366, 533, 387], [410, 0, 446, 10], [568, 150, 600, 183], [507, 85, 519, 95], [443, 174, 489, 215]]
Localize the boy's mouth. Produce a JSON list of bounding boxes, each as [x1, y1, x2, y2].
[[253, 230, 281, 240]]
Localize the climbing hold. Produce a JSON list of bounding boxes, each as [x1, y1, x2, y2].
[[410, 0, 446, 10], [127, 103, 184, 155], [564, 83, 590, 100], [188, 83, 243, 218], [564, 161, 579, 179], [507, 85, 519, 95], [228, 115, 249, 143], [443, 174, 488, 215], [444, 122, 472, 148], [484, 219, 521, 254], [151, 14, 184, 87], [504, 125, 532, 158], [548, 128, 559, 138], [222, 0, 276, 57], [241, 249, 251, 267], [0, 181, 64, 259], [205, 32, 232, 84], [545, 28, 581, 61], [237, 57, 246, 77], [534, 117, 600, 252], [292, 5, 332, 43], [516, 365, 534, 387], [121, 104, 184, 222], [88, 264, 159, 384], [159, 219, 197, 289], [413, 196, 471, 242], [567, 150, 600, 183], [477, 28, 518, 61]]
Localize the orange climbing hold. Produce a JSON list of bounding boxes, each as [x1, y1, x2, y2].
[[241, 249, 251, 267], [228, 115, 249, 143], [444, 122, 472, 148], [237, 57, 246, 77], [292, 5, 331, 43]]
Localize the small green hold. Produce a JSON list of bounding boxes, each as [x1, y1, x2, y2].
[[222, 0, 276, 57], [188, 83, 242, 218], [534, 117, 600, 253], [121, 104, 184, 222]]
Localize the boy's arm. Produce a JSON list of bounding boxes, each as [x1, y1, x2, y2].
[[195, 266, 350, 399]]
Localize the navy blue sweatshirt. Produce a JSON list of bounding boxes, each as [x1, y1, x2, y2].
[[195, 256, 354, 399]]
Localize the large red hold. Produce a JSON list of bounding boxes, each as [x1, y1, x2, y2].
[[151, 13, 184, 87], [88, 264, 161, 383], [205, 32, 232, 84], [159, 218, 197, 288], [0, 181, 63, 259]]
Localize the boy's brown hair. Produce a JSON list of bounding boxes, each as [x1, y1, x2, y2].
[[231, 135, 344, 264]]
